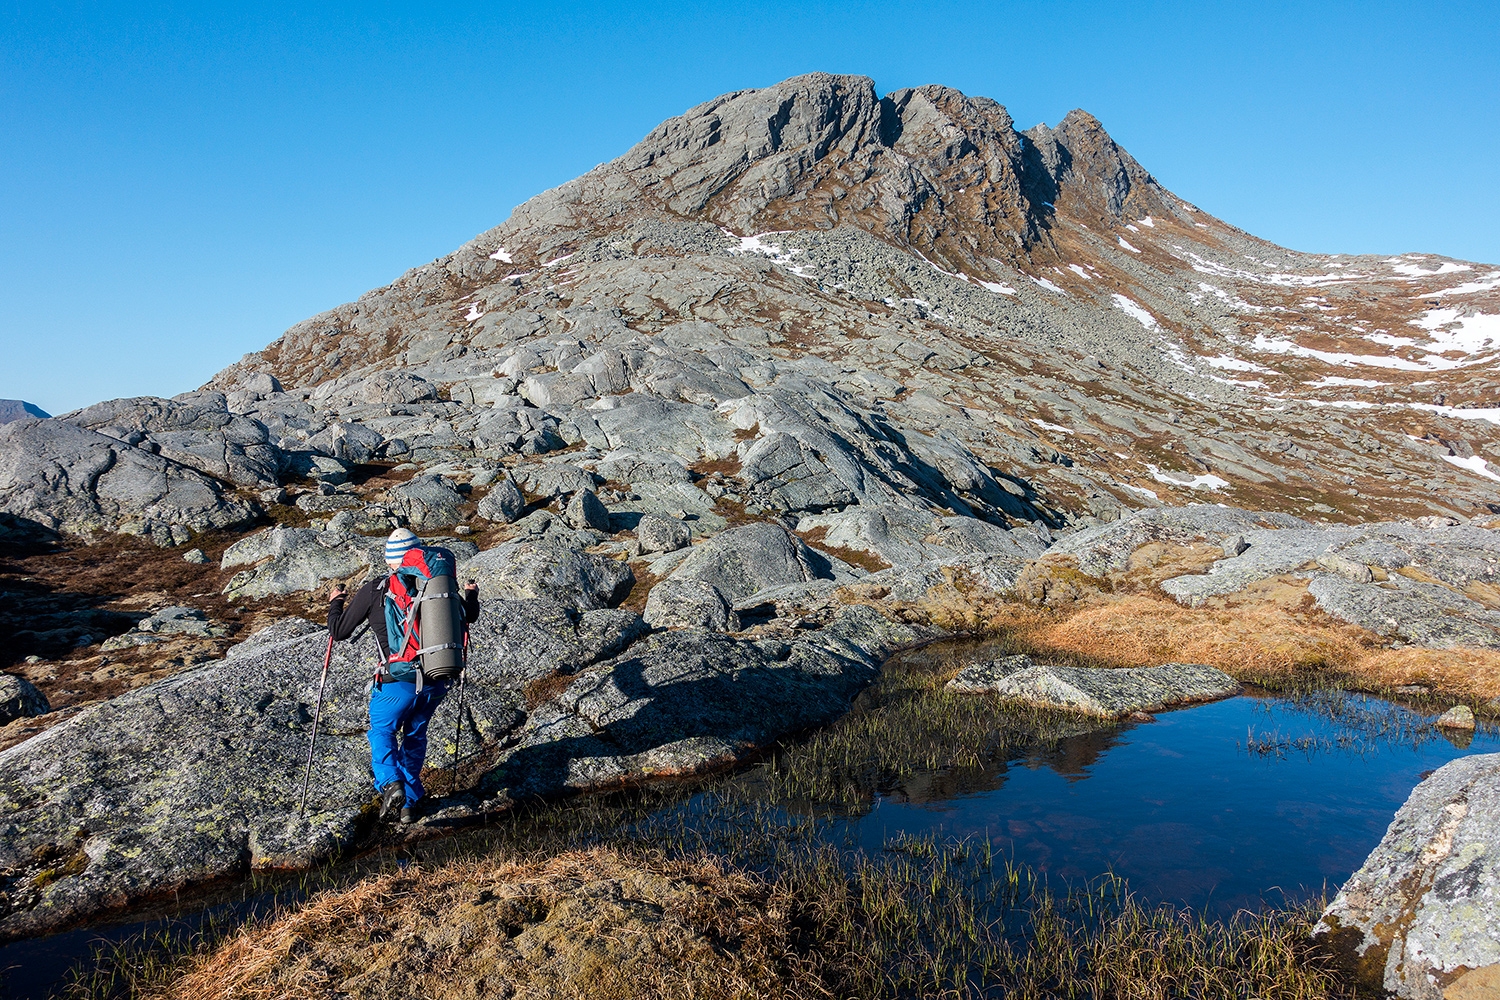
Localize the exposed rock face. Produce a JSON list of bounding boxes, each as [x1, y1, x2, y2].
[[1315, 753, 1500, 999], [460, 538, 633, 610], [0, 603, 920, 938], [0, 675, 49, 725], [476, 474, 526, 523], [0, 417, 258, 545], [797, 503, 1045, 567], [221, 524, 385, 599], [384, 474, 467, 530], [668, 522, 851, 604], [63, 394, 284, 488], [947, 656, 1239, 717]]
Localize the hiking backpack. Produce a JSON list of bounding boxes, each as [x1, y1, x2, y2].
[[383, 545, 466, 685]]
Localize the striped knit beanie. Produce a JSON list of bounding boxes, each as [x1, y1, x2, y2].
[[384, 528, 419, 566]]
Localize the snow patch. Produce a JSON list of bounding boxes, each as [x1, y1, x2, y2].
[[1138, 216, 1155, 228], [1031, 419, 1075, 435], [978, 280, 1016, 295], [1122, 483, 1160, 499], [1118, 237, 1141, 253], [1147, 465, 1229, 490], [1111, 294, 1158, 330], [1249, 333, 1477, 372], [1067, 264, 1091, 279], [1202, 355, 1273, 374], [1387, 256, 1471, 278], [1410, 308, 1500, 355], [1030, 276, 1067, 295], [542, 253, 575, 268], [1410, 404, 1500, 426], [1443, 454, 1500, 483], [464, 302, 485, 322], [488, 247, 513, 263], [1445, 270, 1500, 295]]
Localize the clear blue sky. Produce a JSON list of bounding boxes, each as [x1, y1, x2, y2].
[[4, 2, 1497, 414]]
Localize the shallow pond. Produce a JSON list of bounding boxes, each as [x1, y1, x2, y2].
[[4, 685, 1496, 998], [826, 690, 1498, 918]]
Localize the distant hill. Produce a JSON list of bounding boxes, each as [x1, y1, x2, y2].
[[0, 400, 50, 424]]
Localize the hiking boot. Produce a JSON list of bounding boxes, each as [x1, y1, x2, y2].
[[378, 780, 405, 821], [399, 805, 416, 825]]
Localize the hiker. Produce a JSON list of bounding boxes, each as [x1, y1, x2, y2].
[[327, 528, 480, 824]]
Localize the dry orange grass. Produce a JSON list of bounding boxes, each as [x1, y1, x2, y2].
[[907, 578, 1500, 701], [156, 847, 811, 1000]]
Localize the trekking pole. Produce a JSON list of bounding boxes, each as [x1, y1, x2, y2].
[[448, 626, 470, 796], [298, 633, 336, 818]]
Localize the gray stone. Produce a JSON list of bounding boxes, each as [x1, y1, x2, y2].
[[1308, 574, 1500, 648], [385, 475, 467, 530], [796, 503, 1044, 568], [309, 371, 438, 408], [564, 490, 612, 532], [0, 417, 258, 545], [643, 579, 739, 632], [476, 474, 526, 523], [947, 658, 1240, 717], [636, 514, 692, 554], [1315, 753, 1500, 999], [460, 538, 633, 611], [182, 548, 209, 564], [667, 522, 844, 604], [594, 450, 692, 485], [515, 462, 599, 501], [1435, 704, 1476, 731], [220, 525, 385, 599], [0, 674, 49, 724], [1317, 552, 1375, 583], [62, 395, 283, 488]]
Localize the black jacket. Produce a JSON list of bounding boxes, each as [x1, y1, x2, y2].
[[327, 576, 480, 661]]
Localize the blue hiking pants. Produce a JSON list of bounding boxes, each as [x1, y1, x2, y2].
[[367, 678, 449, 803]]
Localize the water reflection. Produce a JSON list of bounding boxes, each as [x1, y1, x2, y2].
[[833, 693, 1498, 918]]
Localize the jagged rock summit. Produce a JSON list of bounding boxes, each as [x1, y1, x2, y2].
[[0, 400, 50, 424]]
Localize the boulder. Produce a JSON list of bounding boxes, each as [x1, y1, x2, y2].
[[947, 657, 1240, 717], [1435, 705, 1477, 731], [1315, 753, 1500, 999], [385, 475, 467, 530], [1308, 574, 1500, 648], [309, 371, 439, 408], [667, 522, 841, 604], [636, 514, 692, 554], [476, 475, 526, 523], [515, 463, 599, 501], [221, 525, 385, 599], [0, 674, 49, 725], [564, 490, 612, 533], [643, 579, 739, 632], [460, 539, 633, 611], [0, 417, 258, 545]]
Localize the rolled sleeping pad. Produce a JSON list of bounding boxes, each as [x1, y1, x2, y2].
[[418, 574, 465, 679]]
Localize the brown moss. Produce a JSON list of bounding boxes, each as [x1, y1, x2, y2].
[[794, 526, 891, 574]]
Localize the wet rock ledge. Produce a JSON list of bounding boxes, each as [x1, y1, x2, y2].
[[947, 655, 1240, 717]]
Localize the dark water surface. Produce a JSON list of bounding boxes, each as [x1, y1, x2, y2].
[[3, 690, 1495, 997], [830, 691, 1499, 917]]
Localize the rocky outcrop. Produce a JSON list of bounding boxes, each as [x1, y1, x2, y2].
[[667, 522, 855, 604], [460, 538, 632, 611], [947, 656, 1239, 717], [0, 417, 258, 545], [63, 393, 285, 488], [221, 523, 386, 599], [0, 602, 920, 938], [0, 675, 49, 725], [636, 513, 692, 554], [643, 579, 739, 632], [797, 503, 1045, 568], [1315, 753, 1500, 999], [384, 474, 468, 530]]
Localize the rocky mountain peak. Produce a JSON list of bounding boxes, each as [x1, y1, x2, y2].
[[513, 73, 1174, 269]]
